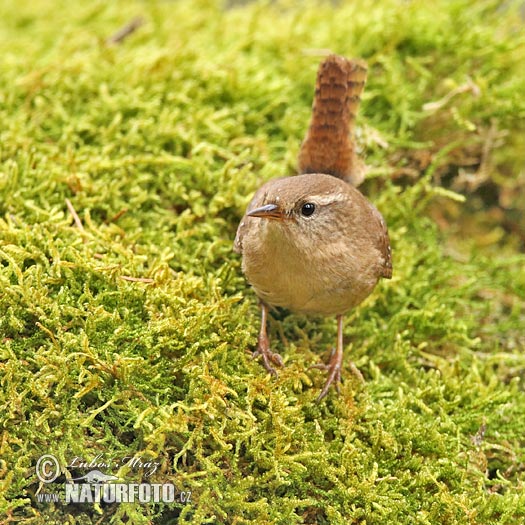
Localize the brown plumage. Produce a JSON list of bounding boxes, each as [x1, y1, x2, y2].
[[235, 54, 392, 401], [234, 173, 392, 315]]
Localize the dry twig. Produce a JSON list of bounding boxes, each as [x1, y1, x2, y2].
[[65, 198, 85, 232], [107, 17, 145, 45], [120, 276, 154, 283]]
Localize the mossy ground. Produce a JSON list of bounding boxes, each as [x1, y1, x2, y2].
[[1, 1, 524, 523]]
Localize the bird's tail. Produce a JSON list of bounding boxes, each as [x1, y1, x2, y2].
[[297, 55, 367, 186]]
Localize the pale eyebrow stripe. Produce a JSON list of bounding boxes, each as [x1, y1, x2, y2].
[[309, 192, 346, 206]]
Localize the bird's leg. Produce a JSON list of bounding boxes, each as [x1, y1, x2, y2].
[[315, 314, 363, 402], [252, 302, 284, 376]]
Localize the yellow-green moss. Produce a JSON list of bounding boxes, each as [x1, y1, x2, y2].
[[1, 1, 524, 524]]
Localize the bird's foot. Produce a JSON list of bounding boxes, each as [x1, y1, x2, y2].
[[252, 332, 284, 377], [311, 348, 364, 402], [311, 347, 342, 402]]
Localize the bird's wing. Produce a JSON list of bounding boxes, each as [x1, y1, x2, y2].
[[370, 205, 393, 279], [233, 222, 245, 254]]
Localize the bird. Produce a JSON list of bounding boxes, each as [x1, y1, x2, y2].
[[234, 54, 392, 401]]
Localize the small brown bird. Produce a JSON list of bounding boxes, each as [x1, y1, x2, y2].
[[234, 55, 392, 401]]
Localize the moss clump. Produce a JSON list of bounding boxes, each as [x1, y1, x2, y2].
[[1, 1, 524, 524]]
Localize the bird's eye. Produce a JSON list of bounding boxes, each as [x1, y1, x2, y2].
[[301, 202, 316, 217]]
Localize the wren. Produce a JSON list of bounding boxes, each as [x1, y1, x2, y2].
[[234, 55, 392, 401]]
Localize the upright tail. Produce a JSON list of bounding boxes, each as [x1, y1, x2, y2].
[[297, 55, 367, 186]]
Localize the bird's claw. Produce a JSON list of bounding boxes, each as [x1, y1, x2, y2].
[[315, 358, 342, 403], [252, 334, 284, 377]]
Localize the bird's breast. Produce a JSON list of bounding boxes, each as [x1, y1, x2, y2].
[[240, 220, 379, 316]]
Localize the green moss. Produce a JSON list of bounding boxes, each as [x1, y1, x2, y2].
[[1, 0, 524, 523]]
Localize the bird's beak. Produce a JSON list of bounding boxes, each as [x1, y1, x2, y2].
[[247, 203, 285, 220]]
